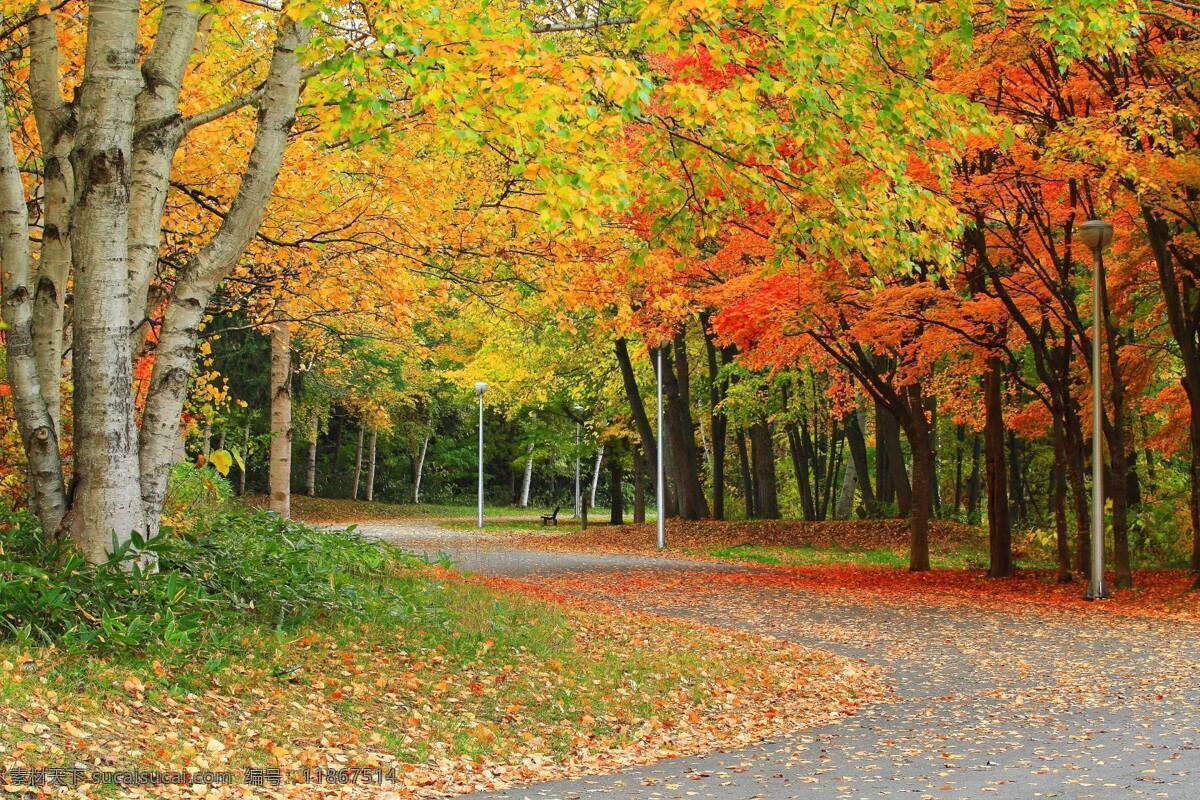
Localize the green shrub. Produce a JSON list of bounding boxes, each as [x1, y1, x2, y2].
[[0, 503, 419, 652], [162, 461, 233, 523]]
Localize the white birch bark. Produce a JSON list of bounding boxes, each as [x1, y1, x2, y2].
[[413, 434, 430, 503], [351, 426, 364, 500], [268, 314, 291, 518], [306, 416, 318, 496], [68, 0, 148, 560], [127, 0, 203, 346], [698, 413, 713, 471], [138, 18, 309, 533], [0, 76, 66, 538], [519, 441, 534, 507], [836, 461, 858, 520], [365, 429, 377, 502], [590, 444, 605, 508], [28, 14, 74, 438]]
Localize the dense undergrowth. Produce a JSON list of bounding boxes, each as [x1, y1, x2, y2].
[[0, 464, 422, 651]]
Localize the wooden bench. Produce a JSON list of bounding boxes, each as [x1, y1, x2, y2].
[[540, 506, 561, 526]]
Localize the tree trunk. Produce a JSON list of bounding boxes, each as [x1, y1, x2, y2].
[[1141, 207, 1200, 586], [306, 417, 318, 496], [660, 340, 709, 519], [351, 425, 364, 500], [67, 0, 148, 558], [365, 429, 377, 502], [749, 419, 779, 519], [268, 314, 292, 519], [615, 337, 658, 503], [633, 444, 646, 523], [737, 428, 756, 518], [1007, 430, 1027, 528], [412, 433, 430, 503], [609, 451, 624, 525], [907, 419, 934, 572], [700, 319, 730, 520], [966, 433, 982, 523], [983, 359, 1012, 578], [137, 17, 309, 541], [1064, 409, 1092, 577], [836, 458, 858, 520], [953, 424, 964, 515], [590, 444, 605, 509], [1189, 395, 1200, 583], [875, 403, 911, 515], [845, 407, 874, 510], [1051, 420, 1074, 583], [0, 74, 67, 539], [519, 441, 534, 507], [786, 420, 817, 520]]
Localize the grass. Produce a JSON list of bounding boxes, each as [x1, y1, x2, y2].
[[0, 553, 863, 793], [3, 476, 871, 794]]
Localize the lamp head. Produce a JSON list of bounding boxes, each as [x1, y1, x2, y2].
[[475, 381, 488, 395], [1076, 220, 1113, 254]]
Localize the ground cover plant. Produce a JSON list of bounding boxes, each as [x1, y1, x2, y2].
[[0, 471, 880, 798]]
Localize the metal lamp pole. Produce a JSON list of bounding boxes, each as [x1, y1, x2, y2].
[[656, 347, 665, 550], [475, 382, 487, 530], [1078, 220, 1113, 600], [573, 404, 583, 518]]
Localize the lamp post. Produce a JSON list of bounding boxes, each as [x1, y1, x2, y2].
[[1078, 219, 1113, 600], [475, 382, 487, 530], [656, 347, 665, 551], [573, 404, 583, 518]]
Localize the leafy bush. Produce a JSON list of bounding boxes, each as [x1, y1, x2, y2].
[[162, 461, 233, 525], [0, 501, 417, 652]]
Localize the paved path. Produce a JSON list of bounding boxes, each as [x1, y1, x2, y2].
[[361, 524, 1200, 800]]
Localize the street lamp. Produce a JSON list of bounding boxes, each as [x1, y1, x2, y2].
[[573, 404, 584, 518], [1078, 219, 1113, 601], [656, 347, 665, 551], [475, 382, 487, 530]]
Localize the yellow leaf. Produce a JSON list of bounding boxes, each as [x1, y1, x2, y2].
[[209, 449, 233, 476]]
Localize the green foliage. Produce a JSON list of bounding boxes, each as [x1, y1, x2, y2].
[[162, 461, 234, 522], [0, 497, 418, 652]]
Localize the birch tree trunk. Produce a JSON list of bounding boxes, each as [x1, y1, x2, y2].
[[0, 77, 66, 539], [138, 18, 309, 537], [519, 441, 534, 507], [413, 434, 430, 503], [268, 315, 292, 518], [351, 426, 365, 500], [306, 416, 318, 496], [0, 5, 309, 559], [28, 15, 73, 441], [365, 430, 377, 502], [835, 461, 858, 519], [67, 0, 148, 559], [590, 444, 605, 509]]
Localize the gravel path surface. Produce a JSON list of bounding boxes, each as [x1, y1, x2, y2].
[[362, 522, 1200, 800]]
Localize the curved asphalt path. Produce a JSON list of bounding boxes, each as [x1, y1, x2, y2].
[[358, 523, 1200, 800]]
